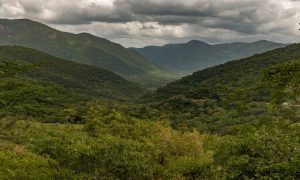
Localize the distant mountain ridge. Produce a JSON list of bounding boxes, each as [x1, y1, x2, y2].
[[0, 19, 173, 87], [133, 40, 287, 76]]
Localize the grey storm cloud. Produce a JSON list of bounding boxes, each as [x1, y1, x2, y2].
[[117, 0, 294, 34], [0, 0, 299, 47]]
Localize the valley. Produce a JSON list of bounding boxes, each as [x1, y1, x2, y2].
[[0, 16, 299, 179]]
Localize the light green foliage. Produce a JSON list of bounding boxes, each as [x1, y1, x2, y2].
[[212, 122, 300, 179], [83, 103, 213, 178], [0, 150, 59, 179], [6, 110, 211, 179], [11, 122, 155, 179]]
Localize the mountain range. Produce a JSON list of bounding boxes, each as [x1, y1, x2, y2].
[[0, 19, 173, 88], [133, 40, 287, 76]]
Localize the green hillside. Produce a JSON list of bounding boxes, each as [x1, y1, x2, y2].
[[0, 19, 173, 87], [155, 43, 299, 100], [147, 44, 300, 133], [0, 46, 144, 99], [1, 49, 299, 179], [133, 40, 286, 75]]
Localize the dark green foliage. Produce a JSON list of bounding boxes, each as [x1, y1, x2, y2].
[[0, 60, 31, 79], [263, 61, 300, 106], [0, 46, 144, 99], [0, 78, 86, 122], [0, 19, 174, 87], [133, 40, 286, 75]]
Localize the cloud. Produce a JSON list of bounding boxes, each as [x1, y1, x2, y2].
[[0, 0, 300, 47]]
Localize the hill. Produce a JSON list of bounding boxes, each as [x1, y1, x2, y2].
[[1, 45, 299, 180], [154, 43, 300, 100], [0, 19, 173, 87], [0, 46, 144, 99], [148, 44, 300, 133], [133, 40, 287, 76]]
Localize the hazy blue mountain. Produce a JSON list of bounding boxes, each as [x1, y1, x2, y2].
[[133, 40, 287, 76], [0, 19, 174, 87]]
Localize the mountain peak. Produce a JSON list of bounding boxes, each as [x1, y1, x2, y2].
[[187, 40, 210, 46], [0, 18, 41, 25], [134, 40, 287, 75], [252, 40, 276, 44]]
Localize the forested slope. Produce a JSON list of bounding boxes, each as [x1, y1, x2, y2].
[[0, 46, 144, 99]]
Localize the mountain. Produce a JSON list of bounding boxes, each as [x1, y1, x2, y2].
[[0, 19, 173, 87], [0, 46, 144, 99], [154, 43, 299, 101], [133, 40, 287, 76]]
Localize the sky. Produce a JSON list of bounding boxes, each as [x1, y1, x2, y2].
[[0, 0, 300, 47]]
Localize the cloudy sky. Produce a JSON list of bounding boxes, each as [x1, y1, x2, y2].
[[0, 0, 300, 47]]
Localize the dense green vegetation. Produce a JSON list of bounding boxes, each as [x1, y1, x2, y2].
[[0, 19, 174, 87], [146, 44, 300, 133], [0, 60, 88, 123], [0, 46, 144, 99], [1, 42, 300, 178], [133, 40, 286, 75]]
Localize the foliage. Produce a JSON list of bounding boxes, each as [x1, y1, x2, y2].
[[146, 44, 300, 133], [0, 78, 86, 122], [1, 40, 300, 179], [0, 46, 145, 99], [0, 150, 60, 179], [261, 61, 300, 122], [0, 60, 31, 80], [4, 109, 212, 179], [263, 61, 300, 106], [212, 122, 300, 179]]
